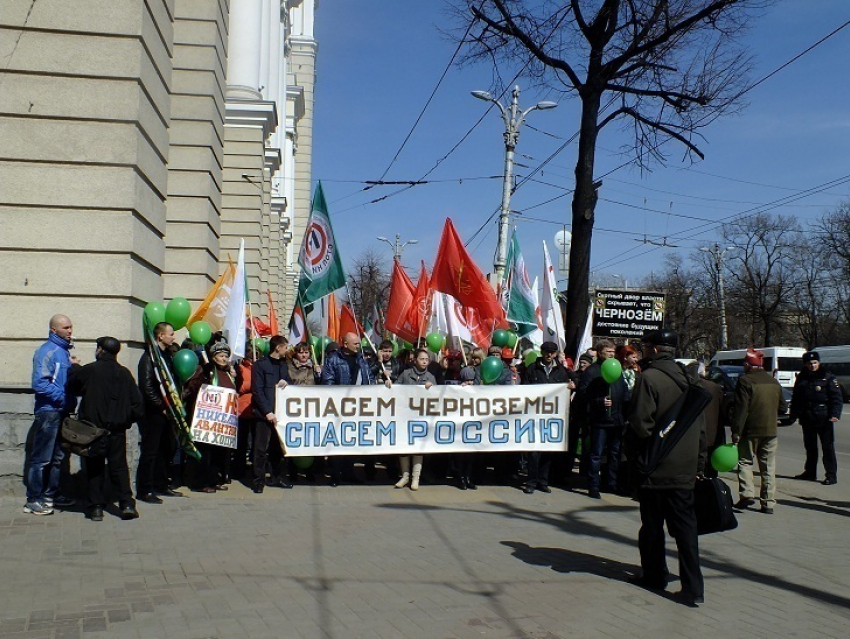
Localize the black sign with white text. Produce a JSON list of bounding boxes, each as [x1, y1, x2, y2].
[[592, 289, 666, 338]]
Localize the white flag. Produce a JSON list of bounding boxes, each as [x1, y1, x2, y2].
[[428, 291, 448, 335], [576, 303, 594, 362], [444, 293, 474, 346], [526, 276, 544, 347], [222, 239, 247, 360], [540, 241, 565, 352]]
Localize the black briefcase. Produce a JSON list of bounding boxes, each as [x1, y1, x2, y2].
[[694, 476, 738, 535]]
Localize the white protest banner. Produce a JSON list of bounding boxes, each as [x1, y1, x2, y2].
[[190, 384, 239, 449], [275, 383, 569, 457]]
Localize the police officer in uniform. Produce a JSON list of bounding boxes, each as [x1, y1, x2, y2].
[[790, 351, 843, 485]]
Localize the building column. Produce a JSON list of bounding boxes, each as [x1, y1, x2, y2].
[[226, 0, 264, 100]]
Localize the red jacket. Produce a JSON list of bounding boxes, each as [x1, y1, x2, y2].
[[236, 359, 253, 418]]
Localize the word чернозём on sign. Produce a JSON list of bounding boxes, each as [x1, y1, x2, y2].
[[593, 289, 666, 338], [191, 384, 239, 449], [275, 384, 569, 456]]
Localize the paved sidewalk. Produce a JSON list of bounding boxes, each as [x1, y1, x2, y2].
[[1, 433, 849, 638]]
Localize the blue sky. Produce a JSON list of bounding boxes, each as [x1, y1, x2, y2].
[[311, 1, 850, 291]]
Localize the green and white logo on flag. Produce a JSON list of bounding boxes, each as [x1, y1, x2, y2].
[[298, 182, 346, 304], [505, 231, 537, 336]]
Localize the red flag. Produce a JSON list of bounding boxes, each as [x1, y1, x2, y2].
[[249, 317, 272, 337], [408, 261, 432, 339], [266, 289, 279, 335], [430, 218, 506, 324], [385, 260, 418, 343], [339, 303, 364, 338]]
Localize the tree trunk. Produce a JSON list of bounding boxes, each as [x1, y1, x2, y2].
[[565, 91, 602, 357]]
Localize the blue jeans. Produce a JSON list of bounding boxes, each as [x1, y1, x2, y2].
[[588, 426, 621, 492], [26, 410, 65, 502]]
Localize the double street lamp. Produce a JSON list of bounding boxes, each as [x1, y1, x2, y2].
[[471, 85, 557, 288], [377, 233, 418, 261]]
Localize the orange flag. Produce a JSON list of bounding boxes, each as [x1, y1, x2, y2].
[[266, 289, 279, 335], [385, 260, 418, 343], [325, 292, 340, 342], [430, 218, 506, 325], [187, 261, 237, 332]]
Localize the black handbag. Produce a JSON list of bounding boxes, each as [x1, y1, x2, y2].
[[61, 415, 109, 457], [694, 476, 738, 535]]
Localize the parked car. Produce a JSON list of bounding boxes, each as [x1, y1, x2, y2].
[[704, 365, 795, 427]]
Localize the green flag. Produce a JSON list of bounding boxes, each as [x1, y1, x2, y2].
[[505, 230, 537, 336], [297, 182, 346, 304]]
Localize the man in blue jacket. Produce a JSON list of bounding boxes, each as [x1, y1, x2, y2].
[[322, 332, 376, 486], [24, 314, 79, 515]]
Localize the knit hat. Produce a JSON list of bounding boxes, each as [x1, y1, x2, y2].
[[210, 341, 231, 356], [459, 367, 476, 382], [744, 348, 763, 367], [579, 353, 594, 366]]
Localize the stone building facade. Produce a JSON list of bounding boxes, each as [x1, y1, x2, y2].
[[0, 0, 317, 495]]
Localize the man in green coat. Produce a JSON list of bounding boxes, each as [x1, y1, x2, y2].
[[731, 349, 787, 514]]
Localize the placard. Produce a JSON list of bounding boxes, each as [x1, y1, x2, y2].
[[276, 383, 569, 456], [190, 384, 238, 449]]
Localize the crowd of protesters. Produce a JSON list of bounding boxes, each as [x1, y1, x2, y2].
[[23, 312, 842, 609], [22, 314, 673, 516]]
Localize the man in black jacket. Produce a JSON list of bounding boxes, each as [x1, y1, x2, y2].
[[577, 339, 625, 499], [136, 322, 182, 504], [522, 341, 572, 494], [626, 329, 706, 607], [790, 351, 843, 485], [69, 337, 144, 521], [251, 335, 292, 493]]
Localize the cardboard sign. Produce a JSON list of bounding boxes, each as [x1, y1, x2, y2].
[[190, 384, 238, 449]]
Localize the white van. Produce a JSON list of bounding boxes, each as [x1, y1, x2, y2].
[[709, 347, 806, 389]]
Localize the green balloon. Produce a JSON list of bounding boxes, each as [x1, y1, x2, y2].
[[711, 444, 739, 473], [492, 329, 510, 347], [292, 456, 314, 470], [172, 348, 199, 382], [425, 332, 445, 353], [480, 356, 504, 385], [505, 331, 518, 348], [402, 340, 414, 351], [391, 340, 400, 358], [321, 336, 332, 350], [164, 297, 192, 330], [600, 357, 623, 383], [524, 350, 541, 367], [188, 321, 212, 345], [361, 337, 369, 349], [144, 301, 166, 326], [253, 338, 270, 356]]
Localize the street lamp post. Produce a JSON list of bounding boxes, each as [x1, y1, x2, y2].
[[700, 243, 734, 350], [377, 233, 418, 261], [471, 85, 557, 288]]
